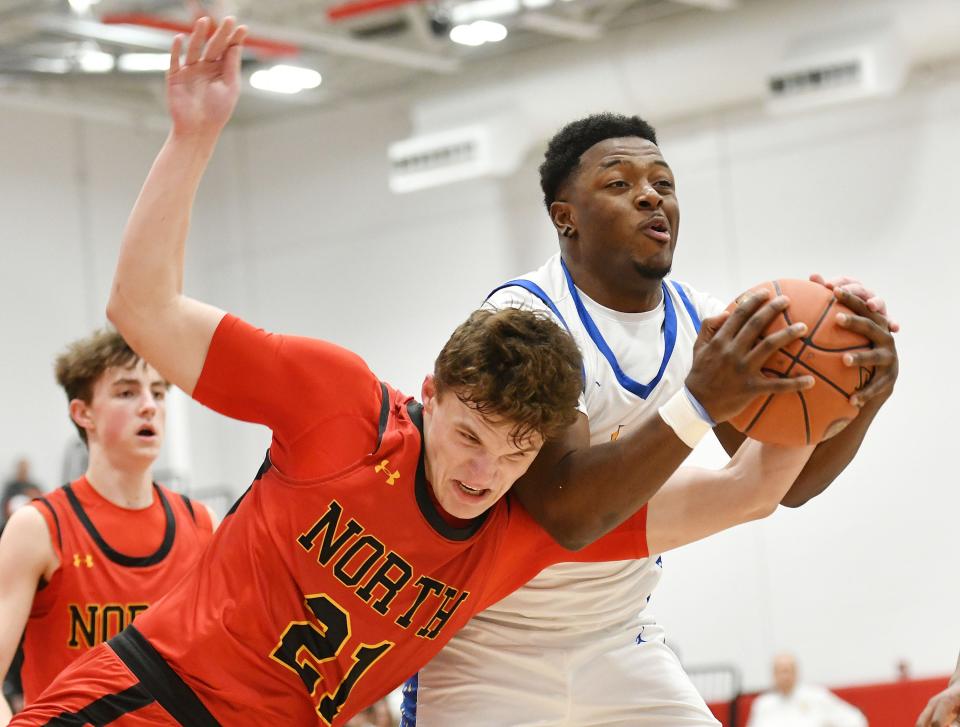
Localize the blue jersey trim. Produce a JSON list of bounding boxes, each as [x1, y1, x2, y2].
[[560, 259, 676, 400], [486, 279, 574, 335], [486, 279, 586, 390], [670, 280, 702, 333], [400, 674, 418, 726]]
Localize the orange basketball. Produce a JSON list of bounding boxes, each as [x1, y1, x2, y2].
[[727, 279, 874, 446]]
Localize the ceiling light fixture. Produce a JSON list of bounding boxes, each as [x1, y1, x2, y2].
[[250, 64, 322, 94], [117, 53, 171, 72], [68, 0, 101, 15], [77, 48, 114, 73], [450, 0, 519, 25], [449, 20, 508, 46]]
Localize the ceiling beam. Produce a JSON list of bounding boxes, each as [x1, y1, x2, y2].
[[667, 0, 738, 9], [516, 12, 602, 41], [244, 19, 460, 73], [33, 13, 460, 74]]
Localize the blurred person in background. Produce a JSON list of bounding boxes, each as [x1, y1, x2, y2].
[[0, 460, 43, 532], [748, 653, 867, 727]]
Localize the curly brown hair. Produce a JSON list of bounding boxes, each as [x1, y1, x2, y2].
[[434, 308, 582, 445], [54, 329, 161, 443]]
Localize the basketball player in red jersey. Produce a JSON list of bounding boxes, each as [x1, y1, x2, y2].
[[0, 330, 216, 723], [11, 17, 821, 727]]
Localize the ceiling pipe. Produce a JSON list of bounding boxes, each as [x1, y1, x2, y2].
[[101, 13, 300, 57], [327, 0, 423, 23]]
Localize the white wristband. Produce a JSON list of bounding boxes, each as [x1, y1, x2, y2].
[[658, 388, 712, 449]]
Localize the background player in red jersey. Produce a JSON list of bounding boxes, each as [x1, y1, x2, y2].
[[0, 330, 216, 724], [9, 17, 821, 727]]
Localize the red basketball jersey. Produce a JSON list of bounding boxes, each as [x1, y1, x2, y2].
[[129, 315, 648, 726], [21, 477, 213, 703]]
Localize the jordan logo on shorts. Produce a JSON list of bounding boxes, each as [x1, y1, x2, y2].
[[375, 459, 400, 485]]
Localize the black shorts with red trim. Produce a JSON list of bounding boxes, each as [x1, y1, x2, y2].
[[11, 627, 219, 727]]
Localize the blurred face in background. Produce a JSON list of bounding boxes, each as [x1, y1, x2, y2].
[[773, 653, 798, 695]]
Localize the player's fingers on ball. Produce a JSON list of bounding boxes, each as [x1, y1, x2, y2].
[[168, 34, 183, 74], [721, 290, 773, 339], [836, 311, 892, 346], [829, 275, 862, 288], [835, 287, 891, 329], [745, 322, 806, 367], [850, 372, 895, 406], [698, 311, 729, 343], [843, 348, 894, 369], [202, 16, 234, 62], [730, 295, 787, 348], [837, 283, 877, 305], [185, 16, 209, 65], [762, 374, 815, 393]]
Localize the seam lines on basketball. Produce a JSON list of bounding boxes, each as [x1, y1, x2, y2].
[[744, 393, 775, 433], [802, 342, 870, 353], [798, 391, 811, 445], [772, 347, 856, 398]]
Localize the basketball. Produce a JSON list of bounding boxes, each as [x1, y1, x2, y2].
[[727, 279, 875, 446]]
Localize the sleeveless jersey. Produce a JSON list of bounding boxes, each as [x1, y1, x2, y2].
[[127, 314, 649, 726], [22, 477, 213, 703], [471, 252, 726, 645]]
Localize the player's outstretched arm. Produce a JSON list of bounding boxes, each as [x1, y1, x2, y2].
[[107, 17, 247, 396], [511, 291, 814, 550], [916, 652, 960, 727], [0, 509, 56, 725], [644, 439, 815, 554]]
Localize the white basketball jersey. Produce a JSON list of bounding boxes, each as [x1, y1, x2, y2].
[[476, 252, 726, 645]]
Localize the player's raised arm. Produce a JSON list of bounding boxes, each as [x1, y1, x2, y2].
[[106, 17, 248, 396]]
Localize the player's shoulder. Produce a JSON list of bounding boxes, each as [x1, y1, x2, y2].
[[665, 277, 726, 319], [484, 253, 568, 310], [0, 504, 58, 570]]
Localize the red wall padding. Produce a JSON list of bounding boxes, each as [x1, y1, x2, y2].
[[707, 676, 950, 727]]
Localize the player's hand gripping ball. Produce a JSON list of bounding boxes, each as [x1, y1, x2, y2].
[[727, 279, 875, 446]]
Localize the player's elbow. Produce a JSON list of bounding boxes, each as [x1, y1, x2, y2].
[[106, 284, 135, 334], [537, 515, 596, 551], [740, 488, 781, 521], [780, 490, 813, 508]]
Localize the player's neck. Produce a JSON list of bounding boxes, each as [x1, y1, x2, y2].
[[564, 260, 663, 313], [84, 449, 155, 509]]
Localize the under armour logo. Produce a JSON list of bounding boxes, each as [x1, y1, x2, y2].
[[72, 553, 94, 568], [375, 459, 400, 485]]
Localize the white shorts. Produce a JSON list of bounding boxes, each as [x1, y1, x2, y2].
[[411, 623, 720, 726]]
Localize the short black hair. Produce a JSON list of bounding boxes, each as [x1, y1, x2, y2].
[[538, 113, 658, 210]]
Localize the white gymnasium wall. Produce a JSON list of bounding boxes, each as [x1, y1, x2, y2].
[[1, 0, 957, 698], [0, 110, 168, 490]]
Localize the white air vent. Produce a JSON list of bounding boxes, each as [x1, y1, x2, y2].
[[766, 24, 907, 113], [388, 114, 532, 193]]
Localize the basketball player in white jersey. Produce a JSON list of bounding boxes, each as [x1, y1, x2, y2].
[[404, 114, 899, 725]]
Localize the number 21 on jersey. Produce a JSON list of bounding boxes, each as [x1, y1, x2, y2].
[[271, 593, 394, 724]]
